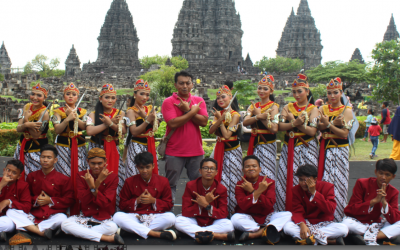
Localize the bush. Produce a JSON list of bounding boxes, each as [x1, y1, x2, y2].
[[154, 121, 215, 139]]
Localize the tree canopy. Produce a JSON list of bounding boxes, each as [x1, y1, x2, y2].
[[23, 54, 62, 78], [254, 56, 304, 73], [140, 55, 189, 98], [140, 55, 188, 70], [0, 73, 4, 81], [233, 79, 257, 108], [306, 60, 369, 90], [369, 39, 400, 104]]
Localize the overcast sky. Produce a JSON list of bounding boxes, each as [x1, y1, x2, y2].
[[0, 0, 399, 69]]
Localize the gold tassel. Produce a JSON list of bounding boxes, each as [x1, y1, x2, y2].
[[73, 112, 79, 136], [225, 111, 232, 124]]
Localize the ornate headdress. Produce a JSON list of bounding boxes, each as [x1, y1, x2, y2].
[[292, 73, 309, 89], [216, 85, 232, 97], [88, 148, 106, 159], [326, 77, 343, 91], [259, 75, 275, 91], [32, 82, 49, 97], [134, 79, 151, 92], [99, 84, 117, 97], [64, 82, 80, 94]]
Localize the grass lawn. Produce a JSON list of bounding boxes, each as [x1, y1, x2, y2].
[[285, 97, 296, 102], [116, 89, 135, 95], [350, 136, 394, 161]]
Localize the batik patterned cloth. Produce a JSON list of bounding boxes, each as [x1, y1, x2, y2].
[[274, 139, 318, 212], [14, 144, 42, 180], [55, 145, 88, 176], [88, 142, 126, 209], [126, 141, 159, 178], [221, 146, 243, 216], [344, 216, 385, 245], [322, 146, 349, 222], [254, 143, 277, 180]]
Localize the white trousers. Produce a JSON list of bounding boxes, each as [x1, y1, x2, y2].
[[342, 217, 400, 240], [61, 217, 118, 242], [284, 221, 348, 245], [113, 212, 176, 239], [0, 215, 16, 233], [6, 209, 66, 232], [175, 216, 234, 239], [231, 211, 292, 232]]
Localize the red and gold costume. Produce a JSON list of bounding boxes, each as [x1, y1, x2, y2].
[[53, 83, 87, 215], [126, 79, 158, 175], [15, 83, 50, 180]]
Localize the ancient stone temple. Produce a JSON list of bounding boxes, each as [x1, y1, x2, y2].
[[65, 45, 81, 77], [82, 0, 140, 75], [171, 0, 258, 74], [276, 0, 323, 69], [0, 42, 12, 74], [350, 48, 365, 64], [383, 14, 399, 42]]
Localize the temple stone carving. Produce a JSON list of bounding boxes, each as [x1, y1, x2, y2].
[[171, 0, 258, 74], [82, 0, 140, 75], [383, 14, 399, 42], [0, 42, 12, 75], [350, 48, 365, 64], [276, 0, 323, 69], [65, 45, 81, 77]]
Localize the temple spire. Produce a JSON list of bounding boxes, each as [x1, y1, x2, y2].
[[297, 0, 311, 16], [383, 14, 399, 42], [0, 41, 12, 74], [350, 48, 365, 64]]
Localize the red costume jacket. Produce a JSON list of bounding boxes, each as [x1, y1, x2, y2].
[[0, 179, 31, 216], [344, 177, 400, 224], [76, 170, 118, 221], [235, 176, 275, 224], [27, 169, 74, 223], [119, 174, 172, 214], [291, 181, 336, 225], [182, 177, 228, 227]]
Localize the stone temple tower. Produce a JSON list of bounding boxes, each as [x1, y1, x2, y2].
[[82, 0, 140, 75], [276, 0, 323, 69], [350, 48, 365, 64], [171, 0, 258, 74], [0, 42, 12, 74], [65, 45, 81, 77], [383, 14, 399, 42]]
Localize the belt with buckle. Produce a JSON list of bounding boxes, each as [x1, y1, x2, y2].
[[60, 131, 83, 138], [102, 135, 118, 142], [23, 133, 46, 140]]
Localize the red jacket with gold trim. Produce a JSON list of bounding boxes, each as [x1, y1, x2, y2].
[[344, 177, 400, 224], [0, 179, 31, 216]]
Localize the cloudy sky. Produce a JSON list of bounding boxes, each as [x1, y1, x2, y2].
[[0, 0, 399, 69]]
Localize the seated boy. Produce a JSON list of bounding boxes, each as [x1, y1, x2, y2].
[[0, 160, 31, 242], [343, 158, 400, 245], [175, 158, 235, 244], [283, 164, 348, 245], [7, 144, 74, 240], [113, 152, 176, 240], [61, 148, 124, 244], [231, 155, 292, 244]]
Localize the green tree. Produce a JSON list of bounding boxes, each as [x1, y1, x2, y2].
[[24, 54, 61, 78], [369, 39, 400, 104], [306, 60, 369, 90], [140, 56, 189, 98], [233, 79, 257, 109], [0, 73, 4, 81], [140, 55, 168, 69], [254, 56, 304, 73], [310, 84, 327, 100]]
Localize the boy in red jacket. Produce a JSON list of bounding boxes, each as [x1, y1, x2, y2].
[[283, 164, 348, 245], [343, 158, 400, 245], [175, 158, 235, 244], [113, 152, 176, 240], [0, 160, 31, 242], [7, 144, 74, 240], [61, 148, 124, 244], [231, 155, 292, 244]]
